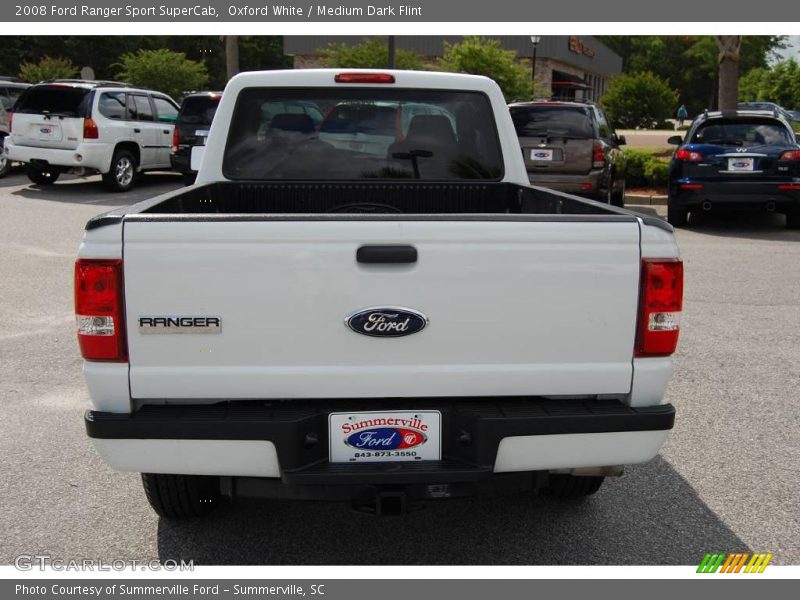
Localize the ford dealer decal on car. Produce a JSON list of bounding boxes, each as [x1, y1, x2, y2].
[[345, 307, 427, 338], [329, 411, 442, 462]]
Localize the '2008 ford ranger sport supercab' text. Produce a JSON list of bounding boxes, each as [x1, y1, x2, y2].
[[76, 69, 683, 518]]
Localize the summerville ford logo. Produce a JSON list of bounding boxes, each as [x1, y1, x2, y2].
[[342, 416, 428, 450], [345, 307, 427, 338]]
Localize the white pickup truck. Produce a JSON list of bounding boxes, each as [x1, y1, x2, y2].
[[77, 69, 683, 518]]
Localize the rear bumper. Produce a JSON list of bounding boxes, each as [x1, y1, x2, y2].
[[169, 150, 192, 175], [85, 398, 675, 482], [670, 179, 800, 211], [4, 139, 113, 173], [526, 170, 604, 195]]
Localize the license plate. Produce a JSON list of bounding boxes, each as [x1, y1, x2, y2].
[[530, 148, 554, 161], [329, 410, 441, 463], [728, 157, 754, 171], [36, 125, 56, 140], [194, 129, 209, 138]]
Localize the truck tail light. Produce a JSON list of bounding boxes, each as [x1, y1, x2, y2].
[[592, 143, 606, 169], [74, 259, 127, 362], [779, 150, 800, 161], [334, 72, 396, 84], [635, 258, 683, 357], [83, 118, 99, 139], [675, 148, 703, 162], [172, 127, 180, 154]]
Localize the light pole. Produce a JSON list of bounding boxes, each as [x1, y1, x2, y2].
[[530, 36, 541, 99]]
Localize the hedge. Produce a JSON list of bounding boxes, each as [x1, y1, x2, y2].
[[619, 149, 670, 188]]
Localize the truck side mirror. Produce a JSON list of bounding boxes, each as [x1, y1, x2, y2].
[[667, 135, 683, 145], [190, 145, 205, 172]]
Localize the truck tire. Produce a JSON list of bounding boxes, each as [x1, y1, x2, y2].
[[540, 474, 605, 498], [786, 212, 800, 230], [103, 149, 137, 192], [26, 165, 60, 185], [141, 473, 220, 519], [667, 202, 688, 227], [611, 180, 625, 208]]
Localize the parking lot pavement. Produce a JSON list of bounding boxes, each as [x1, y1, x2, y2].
[[0, 170, 798, 565]]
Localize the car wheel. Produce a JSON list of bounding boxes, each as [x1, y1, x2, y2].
[[103, 149, 137, 192], [26, 164, 61, 186], [787, 212, 800, 230], [667, 202, 688, 227], [539, 474, 605, 498], [0, 155, 10, 178], [141, 473, 220, 519], [611, 179, 626, 208], [182, 172, 197, 186]]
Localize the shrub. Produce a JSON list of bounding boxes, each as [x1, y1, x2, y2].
[[19, 55, 78, 82], [601, 71, 678, 129], [319, 37, 422, 70], [620, 149, 670, 188], [643, 157, 670, 187], [116, 49, 208, 100]]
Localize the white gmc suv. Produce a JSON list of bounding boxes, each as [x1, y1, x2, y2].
[[4, 80, 178, 192], [76, 70, 683, 518]]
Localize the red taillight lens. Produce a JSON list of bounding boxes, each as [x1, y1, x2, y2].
[[675, 148, 703, 162], [74, 259, 127, 362], [679, 183, 704, 190], [171, 126, 180, 154], [83, 118, 99, 139], [635, 259, 683, 357], [592, 143, 606, 168], [779, 150, 800, 161], [778, 184, 800, 190], [334, 72, 396, 84]]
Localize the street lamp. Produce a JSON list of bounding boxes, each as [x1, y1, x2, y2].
[[530, 36, 541, 99]]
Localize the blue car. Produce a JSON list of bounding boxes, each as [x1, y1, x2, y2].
[[667, 110, 800, 228]]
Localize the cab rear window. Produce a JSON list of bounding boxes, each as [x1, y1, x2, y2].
[[179, 96, 221, 126], [691, 119, 794, 146], [15, 85, 90, 117], [223, 88, 503, 181], [510, 105, 594, 138]]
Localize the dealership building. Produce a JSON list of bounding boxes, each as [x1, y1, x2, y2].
[[283, 36, 622, 101]]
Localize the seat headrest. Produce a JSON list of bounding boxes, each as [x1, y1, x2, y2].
[[270, 113, 315, 134], [404, 115, 457, 145]]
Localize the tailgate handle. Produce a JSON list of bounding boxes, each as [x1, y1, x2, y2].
[[357, 245, 417, 264]]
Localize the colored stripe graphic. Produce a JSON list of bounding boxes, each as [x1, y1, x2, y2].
[[698, 552, 772, 573]]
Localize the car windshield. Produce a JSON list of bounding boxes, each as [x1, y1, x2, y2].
[[14, 85, 90, 117], [691, 119, 793, 146], [179, 95, 221, 126], [510, 105, 594, 138], [223, 88, 503, 181]]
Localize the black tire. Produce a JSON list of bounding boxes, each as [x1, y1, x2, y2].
[[103, 149, 137, 192], [182, 172, 197, 186], [141, 473, 220, 519], [0, 154, 10, 178], [611, 179, 626, 208], [26, 164, 60, 185], [786, 212, 800, 230], [540, 474, 605, 498], [667, 202, 688, 227]]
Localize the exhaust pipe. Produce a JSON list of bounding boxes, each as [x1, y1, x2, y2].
[[701, 200, 713, 212], [765, 201, 776, 212]]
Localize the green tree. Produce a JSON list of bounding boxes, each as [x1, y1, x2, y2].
[[739, 59, 800, 108], [601, 72, 678, 129], [439, 36, 531, 101], [116, 49, 208, 99], [18, 55, 78, 82], [319, 37, 421, 70]]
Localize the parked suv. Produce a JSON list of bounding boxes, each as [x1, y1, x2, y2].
[[171, 91, 222, 185], [667, 110, 800, 228], [0, 78, 30, 178], [508, 100, 626, 206], [4, 80, 179, 191]]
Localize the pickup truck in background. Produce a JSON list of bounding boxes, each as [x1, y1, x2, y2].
[[76, 70, 683, 519]]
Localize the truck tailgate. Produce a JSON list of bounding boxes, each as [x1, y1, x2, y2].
[[123, 219, 641, 399]]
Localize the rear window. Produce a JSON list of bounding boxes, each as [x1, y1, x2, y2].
[[179, 96, 221, 126], [223, 88, 503, 181], [15, 85, 90, 117], [691, 119, 793, 146], [510, 105, 595, 138]]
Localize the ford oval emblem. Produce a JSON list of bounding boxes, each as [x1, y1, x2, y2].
[[732, 161, 748, 168], [345, 306, 428, 338], [345, 428, 427, 450], [534, 152, 549, 158]]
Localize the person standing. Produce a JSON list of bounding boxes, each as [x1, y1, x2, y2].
[[677, 104, 688, 128]]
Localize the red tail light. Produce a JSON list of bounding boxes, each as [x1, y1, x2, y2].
[[74, 259, 127, 362], [679, 183, 704, 190], [779, 150, 800, 161], [592, 143, 606, 169], [675, 148, 703, 162], [635, 259, 683, 357], [171, 126, 180, 154], [778, 184, 800, 190], [335, 72, 395, 84], [83, 118, 99, 139]]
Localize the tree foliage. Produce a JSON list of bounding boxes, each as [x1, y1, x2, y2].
[[597, 35, 786, 114], [739, 59, 800, 109], [116, 49, 208, 99], [601, 72, 678, 129], [18, 55, 78, 82], [319, 37, 421, 70], [439, 36, 531, 101]]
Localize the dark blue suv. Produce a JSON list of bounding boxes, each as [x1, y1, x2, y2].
[[667, 110, 800, 228]]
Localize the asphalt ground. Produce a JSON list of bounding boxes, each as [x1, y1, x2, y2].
[[0, 169, 797, 566]]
